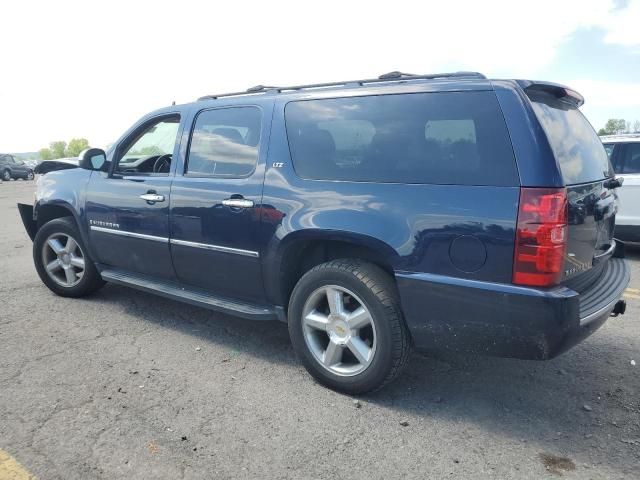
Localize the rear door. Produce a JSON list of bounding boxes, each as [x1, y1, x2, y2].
[[169, 103, 272, 303], [528, 93, 616, 281]]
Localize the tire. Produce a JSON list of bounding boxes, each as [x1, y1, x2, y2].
[[33, 217, 105, 297], [1, 169, 11, 181], [26, 170, 34, 180], [288, 259, 411, 394]]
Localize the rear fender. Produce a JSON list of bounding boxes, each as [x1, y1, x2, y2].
[[263, 228, 399, 306]]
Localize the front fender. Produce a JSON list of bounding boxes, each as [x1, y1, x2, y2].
[[32, 169, 95, 258]]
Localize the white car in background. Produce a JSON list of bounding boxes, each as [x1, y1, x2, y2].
[[601, 134, 640, 243]]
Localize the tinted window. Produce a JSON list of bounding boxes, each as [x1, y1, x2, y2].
[[187, 107, 261, 177], [602, 143, 614, 159], [620, 143, 640, 174], [529, 94, 612, 184], [285, 91, 517, 185]]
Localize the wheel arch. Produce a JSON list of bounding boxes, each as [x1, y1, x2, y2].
[[34, 201, 96, 261], [266, 229, 400, 310]]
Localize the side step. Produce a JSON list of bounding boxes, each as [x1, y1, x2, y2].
[[100, 268, 277, 321]]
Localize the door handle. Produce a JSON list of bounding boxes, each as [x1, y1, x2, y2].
[[139, 193, 165, 203], [222, 198, 254, 209]]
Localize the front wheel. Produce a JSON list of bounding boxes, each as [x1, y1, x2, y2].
[[288, 259, 411, 394], [26, 170, 34, 180], [33, 217, 105, 297]]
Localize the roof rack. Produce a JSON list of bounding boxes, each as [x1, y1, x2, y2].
[[198, 70, 486, 101]]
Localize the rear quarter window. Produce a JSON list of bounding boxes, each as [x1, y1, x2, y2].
[[285, 91, 518, 186], [529, 93, 613, 185]]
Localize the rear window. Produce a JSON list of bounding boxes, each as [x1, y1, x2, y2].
[[529, 93, 613, 185], [285, 91, 518, 186]]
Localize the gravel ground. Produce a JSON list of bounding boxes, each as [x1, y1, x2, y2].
[[1, 179, 638, 479]]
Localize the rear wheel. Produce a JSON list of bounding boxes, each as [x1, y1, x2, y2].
[[288, 259, 411, 394], [1, 169, 10, 181], [33, 217, 105, 297], [26, 170, 34, 180]]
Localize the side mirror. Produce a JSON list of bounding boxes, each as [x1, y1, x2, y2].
[[78, 148, 107, 171]]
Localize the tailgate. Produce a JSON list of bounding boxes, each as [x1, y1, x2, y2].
[[564, 180, 617, 281], [526, 84, 617, 286]]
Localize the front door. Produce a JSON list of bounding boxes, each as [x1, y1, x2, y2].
[[169, 104, 272, 303], [86, 114, 183, 279]]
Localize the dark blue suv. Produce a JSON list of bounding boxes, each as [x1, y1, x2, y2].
[[19, 71, 630, 393]]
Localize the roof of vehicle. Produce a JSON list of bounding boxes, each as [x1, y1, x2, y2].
[[600, 133, 640, 143]]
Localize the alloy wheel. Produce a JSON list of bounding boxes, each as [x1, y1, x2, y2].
[[301, 285, 377, 376], [41, 233, 85, 287]]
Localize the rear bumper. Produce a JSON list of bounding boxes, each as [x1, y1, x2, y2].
[[396, 257, 630, 360]]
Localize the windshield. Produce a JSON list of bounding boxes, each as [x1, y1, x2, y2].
[[529, 93, 613, 185]]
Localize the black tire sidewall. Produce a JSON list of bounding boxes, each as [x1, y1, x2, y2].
[[33, 218, 103, 297], [288, 263, 399, 394], [2, 170, 11, 181]]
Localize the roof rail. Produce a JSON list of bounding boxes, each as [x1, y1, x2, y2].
[[198, 70, 486, 101]]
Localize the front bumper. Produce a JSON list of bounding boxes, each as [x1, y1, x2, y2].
[[395, 257, 630, 360], [17, 203, 37, 241]]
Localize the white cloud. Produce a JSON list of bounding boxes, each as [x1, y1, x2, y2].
[[0, 0, 637, 152], [601, 0, 640, 46]]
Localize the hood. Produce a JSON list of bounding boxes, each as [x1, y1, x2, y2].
[[34, 158, 79, 174]]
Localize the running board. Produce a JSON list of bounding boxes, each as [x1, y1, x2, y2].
[[99, 268, 277, 321]]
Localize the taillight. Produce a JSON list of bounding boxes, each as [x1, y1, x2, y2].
[[513, 187, 567, 287]]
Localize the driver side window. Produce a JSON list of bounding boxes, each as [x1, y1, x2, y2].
[[115, 115, 181, 175]]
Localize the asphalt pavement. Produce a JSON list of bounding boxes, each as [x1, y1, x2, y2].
[[1, 179, 639, 479]]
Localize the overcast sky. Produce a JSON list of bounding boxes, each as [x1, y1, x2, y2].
[[1, 0, 639, 153]]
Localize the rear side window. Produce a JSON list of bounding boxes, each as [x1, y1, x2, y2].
[[529, 94, 613, 185], [285, 91, 518, 185], [619, 143, 640, 174], [186, 107, 261, 177]]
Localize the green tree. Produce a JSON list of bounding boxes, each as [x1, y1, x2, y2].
[[39, 148, 54, 160], [633, 120, 640, 133], [65, 138, 90, 157], [601, 119, 627, 135], [50, 141, 67, 159]]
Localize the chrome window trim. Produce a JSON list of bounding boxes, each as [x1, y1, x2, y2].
[[170, 238, 259, 258], [90, 226, 168, 243]]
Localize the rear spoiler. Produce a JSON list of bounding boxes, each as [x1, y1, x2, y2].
[[516, 80, 584, 108]]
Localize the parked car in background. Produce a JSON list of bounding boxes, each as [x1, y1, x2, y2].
[[18, 72, 629, 393], [601, 134, 640, 242], [0, 154, 35, 181]]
